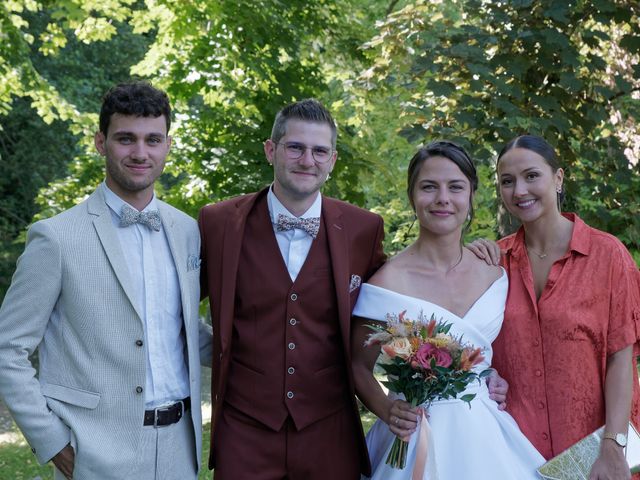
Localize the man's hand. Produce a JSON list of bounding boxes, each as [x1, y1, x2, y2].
[[466, 238, 502, 266], [486, 369, 508, 411], [52, 444, 75, 480]]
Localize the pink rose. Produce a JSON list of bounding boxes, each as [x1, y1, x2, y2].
[[415, 343, 453, 370]]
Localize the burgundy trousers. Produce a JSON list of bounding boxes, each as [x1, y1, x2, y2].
[[212, 402, 362, 480]]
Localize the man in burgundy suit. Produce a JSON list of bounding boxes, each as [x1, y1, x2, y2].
[[198, 99, 385, 479]]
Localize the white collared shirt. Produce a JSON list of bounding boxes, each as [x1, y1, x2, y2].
[[102, 183, 189, 408], [267, 186, 322, 281]]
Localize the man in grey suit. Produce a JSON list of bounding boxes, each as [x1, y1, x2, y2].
[[0, 81, 212, 479]]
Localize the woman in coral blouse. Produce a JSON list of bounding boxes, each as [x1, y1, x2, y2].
[[473, 135, 640, 479]]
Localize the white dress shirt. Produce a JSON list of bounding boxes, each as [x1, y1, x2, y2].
[[102, 183, 189, 408], [267, 186, 322, 281]]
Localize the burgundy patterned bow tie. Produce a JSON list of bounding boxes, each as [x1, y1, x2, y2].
[[275, 214, 320, 239], [120, 204, 162, 232]]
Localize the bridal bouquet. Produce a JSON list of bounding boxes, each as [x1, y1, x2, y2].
[[365, 310, 490, 470]]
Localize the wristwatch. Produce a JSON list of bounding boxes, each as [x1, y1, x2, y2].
[[603, 432, 628, 447]]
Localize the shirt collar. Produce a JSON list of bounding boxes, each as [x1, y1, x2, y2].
[[506, 212, 590, 258], [564, 213, 590, 256], [267, 185, 322, 223], [101, 182, 159, 218]]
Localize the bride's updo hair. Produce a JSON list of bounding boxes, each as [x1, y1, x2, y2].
[[407, 140, 478, 233]]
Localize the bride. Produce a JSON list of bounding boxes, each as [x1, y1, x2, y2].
[[351, 141, 545, 479]]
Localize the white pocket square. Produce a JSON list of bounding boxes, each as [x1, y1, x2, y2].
[[187, 254, 201, 271], [349, 274, 361, 293]]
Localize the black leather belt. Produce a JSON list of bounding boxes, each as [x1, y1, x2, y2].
[[143, 397, 190, 427]]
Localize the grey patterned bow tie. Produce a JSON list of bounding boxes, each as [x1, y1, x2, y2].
[[275, 213, 320, 239], [120, 204, 162, 232]]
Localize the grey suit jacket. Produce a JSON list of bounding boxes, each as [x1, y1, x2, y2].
[[0, 186, 213, 478]]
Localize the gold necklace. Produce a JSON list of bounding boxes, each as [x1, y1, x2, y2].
[[526, 245, 547, 259]]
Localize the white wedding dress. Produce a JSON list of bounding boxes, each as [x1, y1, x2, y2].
[[353, 271, 545, 480]]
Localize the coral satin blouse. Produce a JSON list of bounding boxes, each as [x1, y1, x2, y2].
[[493, 213, 640, 459]]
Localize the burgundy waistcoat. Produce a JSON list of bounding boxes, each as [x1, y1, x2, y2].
[[223, 196, 351, 431]]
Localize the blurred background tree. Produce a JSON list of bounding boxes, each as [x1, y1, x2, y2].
[[0, 0, 638, 299], [352, 0, 640, 254]]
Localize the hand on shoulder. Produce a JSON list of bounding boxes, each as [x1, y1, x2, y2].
[[464, 249, 504, 285], [465, 238, 503, 266]]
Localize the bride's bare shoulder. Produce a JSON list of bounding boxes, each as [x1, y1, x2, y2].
[[367, 249, 413, 289], [465, 250, 503, 283]]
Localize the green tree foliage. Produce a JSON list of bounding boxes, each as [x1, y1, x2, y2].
[[3, 0, 392, 219], [0, 3, 151, 297], [353, 0, 640, 257], [121, 0, 391, 216], [0, 0, 638, 280], [0, 0, 391, 297]]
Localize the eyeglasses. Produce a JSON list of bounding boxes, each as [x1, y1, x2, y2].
[[275, 142, 334, 163]]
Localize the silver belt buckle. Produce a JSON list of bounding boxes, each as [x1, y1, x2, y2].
[[153, 400, 184, 428]]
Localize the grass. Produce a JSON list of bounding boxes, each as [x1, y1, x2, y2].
[[0, 441, 51, 479], [0, 425, 214, 480], [0, 409, 378, 479]]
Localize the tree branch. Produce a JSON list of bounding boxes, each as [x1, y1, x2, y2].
[[609, 86, 640, 102], [0, 203, 30, 227], [386, 0, 400, 16]]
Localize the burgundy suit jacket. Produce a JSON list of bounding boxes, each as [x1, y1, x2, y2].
[[198, 187, 386, 473]]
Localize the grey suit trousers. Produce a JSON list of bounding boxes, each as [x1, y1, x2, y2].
[[55, 411, 197, 480]]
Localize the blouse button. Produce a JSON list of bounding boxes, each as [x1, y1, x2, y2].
[[533, 339, 540, 347], [538, 401, 545, 410], [542, 433, 549, 440], [535, 370, 542, 377]]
